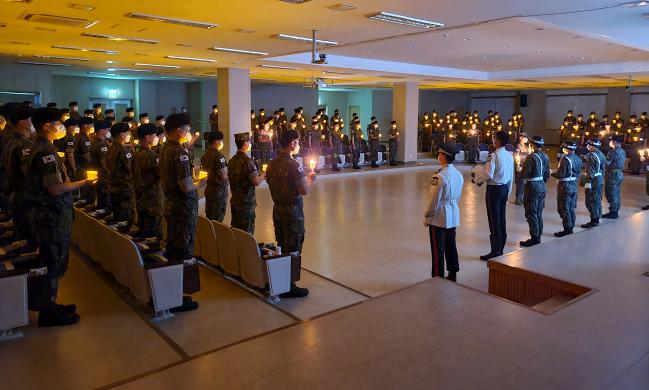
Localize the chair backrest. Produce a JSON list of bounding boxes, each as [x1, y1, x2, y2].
[[342, 145, 352, 154], [232, 228, 267, 289], [106, 226, 130, 287], [478, 143, 488, 151], [198, 216, 220, 267], [321, 146, 333, 156], [116, 233, 151, 305], [455, 143, 466, 151], [211, 221, 240, 276]]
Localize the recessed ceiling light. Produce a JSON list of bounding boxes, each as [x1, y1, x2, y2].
[[503, 44, 510, 48], [82, 32, 158, 44], [211, 47, 268, 55], [176, 43, 194, 47], [236, 28, 256, 33], [68, 3, 96, 11], [271, 34, 337, 46], [23, 13, 97, 28], [448, 51, 456, 54], [536, 50, 544, 53], [18, 61, 70, 67], [328, 4, 356, 11], [258, 64, 300, 70], [367, 11, 444, 29], [107, 68, 153, 73], [623, 1, 648, 7], [481, 56, 488, 59], [52, 45, 117, 54], [133, 63, 180, 69], [408, 43, 415, 48], [106, 60, 117, 64], [534, 27, 544, 31], [5, 0, 34, 3], [124, 13, 218, 29], [463, 37, 471, 41], [34, 55, 90, 61], [165, 55, 216, 63]]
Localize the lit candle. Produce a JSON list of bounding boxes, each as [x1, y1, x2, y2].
[[309, 159, 317, 171], [198, 170, 208, 180], [321, 135, 325, 140], [262, 163, 268, 172], [86, 170, 98, 181]]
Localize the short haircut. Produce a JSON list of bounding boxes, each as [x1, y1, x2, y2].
[[445, 152, 456, 163], [495, 130, 509, 145], [235, 138, 247, 150], [165, 113, 191, 132]]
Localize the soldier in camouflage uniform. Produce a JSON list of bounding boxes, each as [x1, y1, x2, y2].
[[2, 103, 37, 250], [200, 131, 229, 223], [329, 121, 343, 171], [581, 139, 606, 228], [107, 123, 135, 226], [388, 120, 400, 166], [305, 119, 321, 172], [603, 135, 626, 219], [351, 120, 363, 169], [133, 123, 163, 238], [228, 132, 265, 234], [368, 120, 381, 168], [55, 118, 78, 181], [29, 107, 93, 326], [90, 120, 112, 211], [266, 130, 313, 298], [74, 116, 94, 203]]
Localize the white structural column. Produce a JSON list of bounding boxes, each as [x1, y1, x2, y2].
[[217, 68, 251, 157], [392, 82, 420, 162]]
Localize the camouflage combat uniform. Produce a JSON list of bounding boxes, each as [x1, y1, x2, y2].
[[107, 142, 135, 225], [228, 151, 258, 234], [200, 149, 228, 223], [133, 147, 163, 238], [90, 136, 111, 210]]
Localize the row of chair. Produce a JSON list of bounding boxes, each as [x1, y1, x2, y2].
[[72, 208, 188, 320], [194, 216, 293, 300]]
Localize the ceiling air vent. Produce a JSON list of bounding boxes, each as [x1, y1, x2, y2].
[[24, 13, 96, 28], [6, 0, 33, 3], [328, 4, 357, 11], [279, 0, 312, 4], [124, 13, 218, 29], [68, 3, 96, 11]]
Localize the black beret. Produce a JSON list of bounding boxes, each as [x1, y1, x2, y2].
[[294, 108, 300, 113], [251, 110, 256, 114], [438, 142, 457, 156], [259, 108, 265, 112], [69, 101, 78, 107], [206, 131, 224, 143], [212, 104, 218, 109], [586, 138, 601, 147], [105, 109, 114, 115], [93, 103, 102, 109], [83, 109, 93, 115], [390, 120, 397, 124], [137, 123, 159, 138], [60, 108, 70, 114], [78, 117, 94, 126], [94, 120, 112, 130], [234, 132, 250, 142], [280, 129, 299, 145], [122, 117, 134, 123], [165, 113, 191, 131], [110, 122, 130, 138], [64, 118, 78, 127], [279, 107, 284, 111]]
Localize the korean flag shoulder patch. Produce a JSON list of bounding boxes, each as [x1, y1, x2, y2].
[[22, 148, 30, 156], [125, 152, 132, 159], [42, 154, 56, 164], [179, 154, 189, 162], [220, 157, 226, 163], [100, 146, 108, 152]]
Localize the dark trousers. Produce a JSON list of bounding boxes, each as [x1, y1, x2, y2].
[[605, 170, 623, 214], [585, 177, 603, 221], [164, 198, 198, 262], [428, 226, 459, 277], [389, 140, 398, 164], [486, 184, 509, 254], [352, 144, 361, 166], [137, 208, 161, 238], [557, 191, 577, 230], [205, 195, 227, 223], [523, 189, 545, 239]]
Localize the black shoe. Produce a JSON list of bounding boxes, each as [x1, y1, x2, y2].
[[353, 165, 361, 170], [55, 303, 77, 314], [170, 296, 199, 312], [642, 205, 649, 211], [553, 230, 572, 237], [279, 285, 309, 298], [445, 272, 457, 282], [602, 213, 618, 219], [371, 164, 379, 168], [332, 167, 341, 172], [390, 162, 398, 166], [480, 252, 500, 261], [519, 238, 540, 247], [38, 309, 80, 327]]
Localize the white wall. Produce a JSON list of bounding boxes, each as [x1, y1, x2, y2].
[[251, 83, 317, 119], [0, 63, 53, 105], [419, 90, 470, 116], [372, 90, 393, 135]]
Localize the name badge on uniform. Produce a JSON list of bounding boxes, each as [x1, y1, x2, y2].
[[220, 157, 225, 163], [85, 141, 91, 146], [42, 154, 55, 164], [100, 146, 108, 152], [125, 152, 132, 159], [22, 149, 30, 156], [67, 141, 74, 146], [180, 155, 189, 162], [431, 176, 439, 186]]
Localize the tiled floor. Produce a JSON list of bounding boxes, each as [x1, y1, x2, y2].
[[3, 163, 648, 389]]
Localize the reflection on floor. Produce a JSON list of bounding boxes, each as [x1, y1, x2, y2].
[[2, 163, 648, 389]]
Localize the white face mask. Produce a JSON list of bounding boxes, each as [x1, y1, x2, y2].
[[562, 148, 570, 154], [151, 136, 159, 147], [292, 143, 300, 157], [217, 142, 224, 151], [105, 131, 112, 139], [125, 134, 131, 143], [55, 124, 66, 140], [609, 141, 615, 148], [29, 123, 36, 134]]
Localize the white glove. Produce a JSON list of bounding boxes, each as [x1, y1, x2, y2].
[[585, 182, 592, 190]]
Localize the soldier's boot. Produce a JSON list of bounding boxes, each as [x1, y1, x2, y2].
[[480, 235, 500, 261], [170, 296, 199, 312], [445, 271, 457, 282], [519, 237, 540, 247], [280, 283, 309, 298], [38, 307, 80, 327], [602, 212, 618, 219], [642, 205, 649, 210], [554, 229, 573, 237], [581, 219, 599, 228]]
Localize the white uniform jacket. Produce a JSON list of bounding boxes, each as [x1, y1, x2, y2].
[[423, 164, 464, 228]]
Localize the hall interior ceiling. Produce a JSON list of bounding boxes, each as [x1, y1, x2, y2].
[[1, 0, 649, 89]]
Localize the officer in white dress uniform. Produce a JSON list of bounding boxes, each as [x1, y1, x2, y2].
[[423, 143, 464, 282], [481, 131, 514, 261]]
